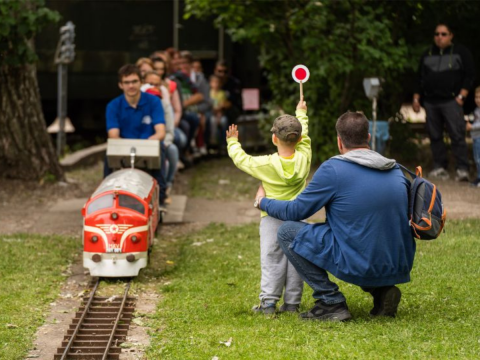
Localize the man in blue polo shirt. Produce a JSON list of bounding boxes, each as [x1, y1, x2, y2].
[[105, 64, 167, 205]]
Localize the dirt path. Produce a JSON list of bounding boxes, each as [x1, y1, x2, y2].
[[1, 168, 479, 237]]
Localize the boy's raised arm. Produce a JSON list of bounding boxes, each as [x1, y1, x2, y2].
[[226, 125, 272, 181], [295, 97, 311, 161]]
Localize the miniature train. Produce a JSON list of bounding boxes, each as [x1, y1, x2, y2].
[[82, 139, 160, 277]]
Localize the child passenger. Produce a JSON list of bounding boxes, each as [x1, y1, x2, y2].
[[467, 86, 480, 187], [209, 75, 228, 149], [226, 96, 311, 314]]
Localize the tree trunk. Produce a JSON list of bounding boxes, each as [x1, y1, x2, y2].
[[0, 64, 64, 180]]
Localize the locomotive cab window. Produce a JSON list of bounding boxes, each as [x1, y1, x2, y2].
[[118, 194, 145, 215], [87, 194, 114, 214]]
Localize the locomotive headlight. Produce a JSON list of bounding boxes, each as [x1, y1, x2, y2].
[[131, 235, 140, 243], [91, 235, 98, 243], [111, 212, 119, 220]]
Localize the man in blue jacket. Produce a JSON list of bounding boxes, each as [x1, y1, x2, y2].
[[256, 111, 416, 321]]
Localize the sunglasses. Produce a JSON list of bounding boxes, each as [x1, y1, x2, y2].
[[435, 32, 449, 37]]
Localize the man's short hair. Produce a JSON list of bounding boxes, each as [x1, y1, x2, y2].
[[180, 51, 194, 64], [118, 64, 141, 82], [475, 86, 480, 95], [436, 23, 453, 34], [335, 112, 369, 149]]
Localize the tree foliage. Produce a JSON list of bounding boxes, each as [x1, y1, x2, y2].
[[0, 0, 59, 66], [185, 0, 479, 161]]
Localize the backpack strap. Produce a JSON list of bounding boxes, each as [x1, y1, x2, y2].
[[398, 163, 416, 225], [398, 164, 417, 180], [416, 166, 423, 178]]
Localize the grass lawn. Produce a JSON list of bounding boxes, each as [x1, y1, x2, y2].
[[188, 157, 266, 200], [147, 220, 480, 359], [0, 234, 79, 359]]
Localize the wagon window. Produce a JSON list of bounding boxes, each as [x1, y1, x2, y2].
[[87, 194, 114, 214], [118, 194, 145, 215]]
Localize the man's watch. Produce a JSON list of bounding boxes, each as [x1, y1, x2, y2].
[[254, 197, 263, 209]]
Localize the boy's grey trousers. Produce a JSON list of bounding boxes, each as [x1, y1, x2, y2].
[[259, 216, 304, 304]]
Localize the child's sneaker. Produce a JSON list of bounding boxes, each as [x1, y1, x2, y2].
[[252, 301, 276, 314], [278, 303, 300, 313], [470, 178, 480, 187]]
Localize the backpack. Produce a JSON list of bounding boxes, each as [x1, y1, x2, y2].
[[399, 164, 447, 240]]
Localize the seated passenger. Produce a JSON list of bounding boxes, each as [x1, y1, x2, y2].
[[143, 71, 179, 202], [136, 57, 154, 79], [152, 57, 187, 165], [208, 74, 228, 153], [105, 64, 167, 207]]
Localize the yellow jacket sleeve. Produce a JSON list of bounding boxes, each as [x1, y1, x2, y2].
[[226, 138, 276, 182], [294, 109, 312, 163]]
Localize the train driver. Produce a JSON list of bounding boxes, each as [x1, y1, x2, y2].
[[104, 64, 167, 207]]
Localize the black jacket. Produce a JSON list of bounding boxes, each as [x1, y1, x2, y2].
[[415, 43, 475, 102]]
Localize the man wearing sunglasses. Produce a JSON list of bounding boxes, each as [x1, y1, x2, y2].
[[413, 24, 475, 182]]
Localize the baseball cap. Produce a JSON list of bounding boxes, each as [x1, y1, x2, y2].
[[271, 115, 302, 142]]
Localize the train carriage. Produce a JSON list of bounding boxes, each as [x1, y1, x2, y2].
[[82, 168, 159, 277]]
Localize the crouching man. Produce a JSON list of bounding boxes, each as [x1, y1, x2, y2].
[[256, 111, 416, 321]]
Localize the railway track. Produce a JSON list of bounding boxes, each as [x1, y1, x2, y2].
[[54, 279, 136, 360]]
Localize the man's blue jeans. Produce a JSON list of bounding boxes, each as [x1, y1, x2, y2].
[[277, 221, 346, 305], [165, 143, 179, 188]]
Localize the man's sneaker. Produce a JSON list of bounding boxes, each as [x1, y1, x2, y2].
[[278, 303, 300, 313], [470, 178, 480, 187], [300, 301, 352, 322], [192, 148, 202, 159], [252, 301, 276, 315], [177, 160, 185, 171], [159, 205, 168, 213], [369, 286, 401, 318], [428, 167, 450, 180], [455, 169, 469, 182]]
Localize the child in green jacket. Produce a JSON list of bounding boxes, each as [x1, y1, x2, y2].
[[226, 97, 311, 313]]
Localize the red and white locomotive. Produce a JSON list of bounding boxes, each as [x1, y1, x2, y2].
[[82, 139, 161, 277]]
